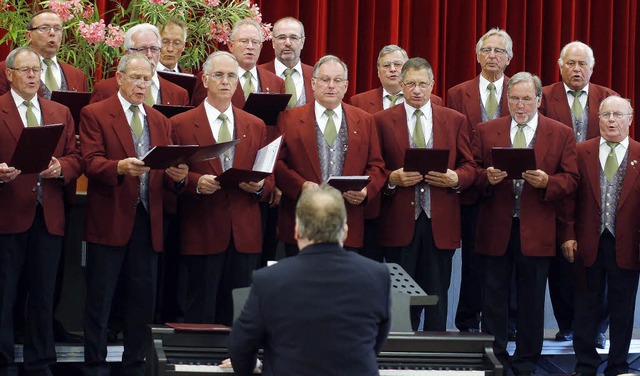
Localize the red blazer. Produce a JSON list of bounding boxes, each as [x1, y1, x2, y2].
[[171, 104, 273, 255], [0, 60, 88, 96], [190, 66, 285, 107], [258, 60, 314, 106], [349, 87, 444, 114], [473, 114, 579, 257], [375, 104, 477, 249], [79, 95, 178, 252], [89, 76, 189, 105], [559, 138, 640, 270], [540, 82, 618, 140], [0, 93, 82, 235], [274, 102, 386, 248]]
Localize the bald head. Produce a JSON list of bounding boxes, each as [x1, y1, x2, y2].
[[295, 185, 347, 246]]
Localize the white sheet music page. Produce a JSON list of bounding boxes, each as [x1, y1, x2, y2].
[[253, 135, 283, 172]]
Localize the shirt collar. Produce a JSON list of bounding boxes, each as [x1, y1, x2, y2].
[[510, 112, 539, 131], [118, 91, 147, 117], [479, 74, 505, 92], [274, 58, 302, 77], [204, 99, 233, 122], [600, 136, 629, 150], [156, 61, 178, 73], [314, 101, 343, 120], [11, 89, 39, 111], [403, 100, 432, 119], [563, 82, 590, 95], [238, 66, 258, 81]]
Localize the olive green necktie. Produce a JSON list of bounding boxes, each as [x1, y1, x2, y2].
[[387, 93, 402, 107], [284, 68, 297, 107], [144, 85, 155, 106], [604, 141, 619, 180], [218, 113, 231, 143], [242, 71, 255, 99], [129, 105, 143, 138], [570, 90, 584, 120], [324, 109, 337, 145], [486, 82, 498, 118], [24, 101, 39, 127], [413, 109, 426, 148], [43, 58, 59, 91], [513, 123, 527, 148]]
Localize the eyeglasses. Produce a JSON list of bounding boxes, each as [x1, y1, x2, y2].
[[379, 61, 404, 70], [314, 76, 346, 86], [233, 38, 262, 46], [274, 34, 303, 43], [9, 67, 42, 75], [125, 75, 153, 87], [129, 46, 161, 54], [161, 39, 185, 48], [29, 25, 63, 34], [402, 81, 433, 90], [599, 111, 632, 120], [508, 96, 538, 105], [479, 47, 507, 56], [207, 72, 239, 82]]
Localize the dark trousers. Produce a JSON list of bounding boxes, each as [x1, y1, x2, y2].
[[480, 219, 550, 375], [260, 204, 280, 266], [0, 207, 61, 376], [83, 206, 158, 376], [455, 204, 482, 331], [385, 213, 454, 331], [360, 218, 385, 262], [573, 231, 639, 376]]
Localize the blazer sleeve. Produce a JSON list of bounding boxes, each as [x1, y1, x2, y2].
[[229, 276, 266, 376]]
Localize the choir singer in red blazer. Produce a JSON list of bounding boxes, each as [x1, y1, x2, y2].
[[275, 55, 386, 255], [473, 72, 578, 375]]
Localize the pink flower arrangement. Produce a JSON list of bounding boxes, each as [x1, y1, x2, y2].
[[205, 0, 221, 6], [209, 21, 231, 44], [105, 24, 125, 48], [79, 19, 105, 45], [48, 0, 74, 22], [147, 0, 169, 4], [82, 3, 94, 20]]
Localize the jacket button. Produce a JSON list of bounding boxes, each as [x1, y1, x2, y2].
[[410, 201, 415, 206]]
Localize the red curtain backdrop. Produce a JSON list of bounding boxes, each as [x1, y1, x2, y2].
[[2, 0, 638, 134]]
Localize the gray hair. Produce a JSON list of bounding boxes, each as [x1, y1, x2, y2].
[[202, 51, 238, 75], [117, 52, 154, 73], [313, 55, 348, 80], [158, 18, 187, 42], [476, 28, 514, 59], [295, 185, 347, 244], [124, 23, 162, 50], [399, 57, 434, 82], [5, 46, 39, 69], [377, 45, 408, 66], [229, 18, 264, 42], [273, 17, 305, 38], [557, 41, 595, 68], [506, 71, 543, 98]]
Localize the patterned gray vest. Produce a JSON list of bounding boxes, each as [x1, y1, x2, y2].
[[296, 86, 307, 107], [570, 101, 589, 143], [317, 114, 348, 182], [600, 151, 627, 236], [512, 131, 537, 218], [40, 69, 69, 100], [411, 126, 434, 219], [132, 115, 152, 211], [479, 96, 503, 122]]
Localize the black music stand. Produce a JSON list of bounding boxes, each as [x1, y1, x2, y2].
[[385, 263, 438, 332]]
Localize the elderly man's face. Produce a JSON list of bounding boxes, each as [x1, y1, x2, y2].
[[598, 97, 632, 143], [272, 19, 304, 67], [130, 30, 162, 67], [160, 23, 186, 70], [312, 60, 348, 110], [228, 24, 263, 70], [377, 51, 406, 94], [116, 57, 154, 105], [560, 45, 594, 91], [203, 54, 238, 106], [477, 35, 511, 79], [6, 50, 42, 100], [401, 68, 434, 109], [507, 79, 541, 124], [26, 12, 63, 59]]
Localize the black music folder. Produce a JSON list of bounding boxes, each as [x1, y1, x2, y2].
[[243, 92, 292, 125], [491, 147, 536, 178], [216, 136, 283, 188], [10, 124, 64, 174], [153, 104, 194, 118], [404, 148, 450, 175], [50, 91, 91, 132], [141, 139, 240, 169], [326, 176, 371, 192], [157, 71, 197, 96]]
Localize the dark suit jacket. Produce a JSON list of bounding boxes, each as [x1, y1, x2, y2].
[[0, 93, 82, 235], [559, 138, 640, 270], [540, 82, 618, 140], [89, 76, 189, 105], [171, 104, 274, 255], [274, 102, 386, 248], [473, 114, 579, 257], [0, 60, 88, 96], [230, 242, 391, 376], [258, 60, 314, 106], [190, 66, 285, 107], [79, 95, 178, 251], [375, 104, 477, 249], [349, 87, 444, 114]]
